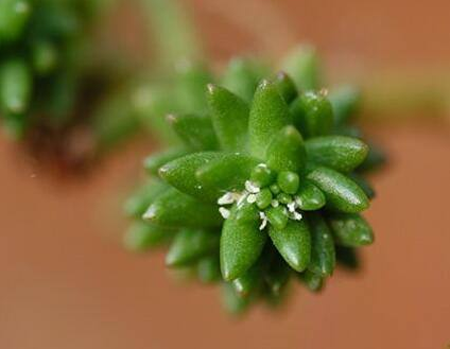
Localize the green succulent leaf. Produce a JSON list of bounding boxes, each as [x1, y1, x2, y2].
[[232, 261, 262, 298], [221, 282, 250, 315], [266, 125, 306, 173], [280, 45, 320, 91], [197, 255, 221, 283], [273, 71, 298, 104], [249, 80, 292, 159], [298, 270, 324, 292], [328, 213, 374, 247], [220, 57, 260, 103], [307, 166, 369, 213], [305, 135, 369, 172], [124, 221, 172, 252], [308, 213, 336, 277], [335, 245, 360, 270], [268, 220, 311, 272], [0, 0, 31, 44], [124, 181, 168, 218], [295, 180, 326, 211], [207, 84, 249, 151], [143, 148, 190, 176], [220, 203, 266, 281], [0, 59, 32, 114], [264, 256, 291, 297], [166, 229, 219, 267], [290, 91, 334, 138], [196, 153, 259, 192], [329, 85, 361, 126], [175, 61, 212, 114], [168, 113, 219, 151], [144, 188, 222, 228], [159, 152, 223, 201]]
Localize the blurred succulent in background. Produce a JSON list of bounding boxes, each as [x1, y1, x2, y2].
[[124, 45, 386, 314]]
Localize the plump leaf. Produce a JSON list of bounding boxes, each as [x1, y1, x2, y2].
[[264, 256, 291, 296], [268, 220, 311, 272], [124, 221, 172, 252], [159, 152, 223, 202], [207, 84, 249, 151], [335, 245, 360, 270], [348, 173, 376, 199], [196, 153, 259, 192], [329, 85, 361, 126], [307, 166, 369, 213], [308, 213, 336, 276], [221, 282, 250, 315], [0, 59, 32, 114], [143, 188, 222, 228], [357, 143, 387, 173], [124, 181, 168, 218], [197, 255, 221, 283], [249, 80, 292, 158], [266, 206, 289, 231], [273, 71, 298, 104], [290, 91, 333, 138], [0, 0, 31, 43], [279, 45, 320, 91], [220, 203, 266, 281], [167, 114, 219, 151], [305, 135, 369, 172], [166, 229, 219, 267], [328, 213, 374, 247], [295, 180, 326, 211], [298, 270, 324, 292], [175, 61, 212, 114], [232, 262, 262, 298], [266, 126, 306, 173], [143, 148, 190, 176], [220, 58, 260, 103]]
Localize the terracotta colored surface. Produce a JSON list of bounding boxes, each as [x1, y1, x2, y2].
[[1, 1, 450, 348]]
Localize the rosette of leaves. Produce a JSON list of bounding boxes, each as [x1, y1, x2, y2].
[[124, 46, 385, 314]]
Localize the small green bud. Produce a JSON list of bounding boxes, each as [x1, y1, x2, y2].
[[295, 180, 326, 211], [256, 188, 273, 209], [250, 163, 275, 187], [276, 193, 292, 205], [277, 171, 300, 194], [270, 183, 281, 195], [265, 206, 289, 231]]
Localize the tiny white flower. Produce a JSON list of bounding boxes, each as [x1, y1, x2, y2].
[[217, 192, 235, 205], [245, 180, 260, 194], [259, 211, 268, 231], [247, 194, 257, 204], [287, 201, 297, 213], [219, 207, 231, 219]]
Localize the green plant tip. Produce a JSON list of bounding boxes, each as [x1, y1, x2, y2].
[[250, 163, 275, 187], [277, 171, 300, 194]]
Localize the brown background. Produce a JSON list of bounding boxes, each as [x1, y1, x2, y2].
[[1, 0, 449, 348]]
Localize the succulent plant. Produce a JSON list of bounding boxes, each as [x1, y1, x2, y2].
[[124, 46, 385, 314]]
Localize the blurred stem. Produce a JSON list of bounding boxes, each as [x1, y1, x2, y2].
[[139, 0, 202, 71]]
